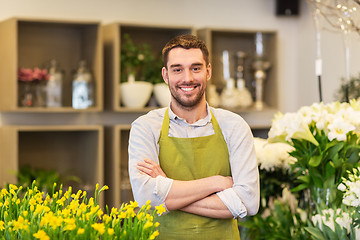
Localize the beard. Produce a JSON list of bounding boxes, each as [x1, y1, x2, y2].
[[169, 82, 206, 109]]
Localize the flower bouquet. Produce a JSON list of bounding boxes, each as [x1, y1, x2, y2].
[[0, 181, 164, 239], [268, 100, 360, 210], [18, 67, 49, 107]]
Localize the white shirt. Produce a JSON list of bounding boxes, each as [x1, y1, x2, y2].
[[128, 105, 259, 218]]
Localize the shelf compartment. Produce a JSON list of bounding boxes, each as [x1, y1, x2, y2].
[[0, 125, 104, 205], [197, 28, 278, 110], [104, 124, 133, 208], [103, 23, 194, 111], [0, 17, 103, 112]]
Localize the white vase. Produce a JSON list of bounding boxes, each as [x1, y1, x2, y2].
[[120, 81, 153, 108], [153, 83, 171, 107]]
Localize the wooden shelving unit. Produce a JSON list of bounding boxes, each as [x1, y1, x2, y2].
[[0, 17, 103, 112], [103, 23, 194, 111], [0, 125, 104, 205]]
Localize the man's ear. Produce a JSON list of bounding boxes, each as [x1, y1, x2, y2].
[[162, 67, 169, 85], [207, 63, 212, 81]]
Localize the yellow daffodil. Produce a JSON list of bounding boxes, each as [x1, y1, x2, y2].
[[23, 211, 28, 217], [155, 204, 166, 216], [0, 221, 5, 231], [77, 227, 85, 235], [107, 228, 114, 235], [144, 221, 153, 229], [33, 230, 50, 240], [150, 230, 159, 240], [91, 223, 105, 235]]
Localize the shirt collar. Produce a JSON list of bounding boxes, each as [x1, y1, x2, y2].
[[168, 103, 212, 127]]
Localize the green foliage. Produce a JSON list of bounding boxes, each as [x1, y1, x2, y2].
[[258, 167, 296, 213], [289, 125, 360, 209], [16, 165, 81, 197], [239, 199, 310, 240], [120, 34, 163, 84]]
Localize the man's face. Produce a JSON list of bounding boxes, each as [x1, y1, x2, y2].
[[162, 48, 211, 109]]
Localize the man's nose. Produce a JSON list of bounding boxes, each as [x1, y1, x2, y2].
[[184, 69, 193, 82]]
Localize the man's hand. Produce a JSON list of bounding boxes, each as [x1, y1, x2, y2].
[[137, 159, 167, 178]]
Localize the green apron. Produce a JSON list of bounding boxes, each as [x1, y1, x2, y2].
[[156, 108, 240, 240]]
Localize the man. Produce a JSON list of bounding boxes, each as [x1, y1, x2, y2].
[[128, 34, 259, 239]]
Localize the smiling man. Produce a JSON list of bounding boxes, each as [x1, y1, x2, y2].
[[128, 34, 259, 240]]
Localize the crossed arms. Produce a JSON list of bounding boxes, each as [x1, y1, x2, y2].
[[137, 158, 234, 219]]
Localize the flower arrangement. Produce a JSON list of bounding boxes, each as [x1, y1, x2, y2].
[[0, 181, 164, 239], [268, 100, 360, 208], [18, 67, 50, 107], [240, 100, 360, 239], [120, 34, 163, 84]]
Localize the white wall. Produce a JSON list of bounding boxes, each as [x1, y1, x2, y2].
[[0, 0, 359, 117]]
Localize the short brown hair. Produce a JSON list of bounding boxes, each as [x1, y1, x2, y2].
[[162, 34, 209, 69]]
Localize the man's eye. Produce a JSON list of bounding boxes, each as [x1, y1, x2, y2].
[[173, 68, 182, 73], [193, 67, 201, 72]]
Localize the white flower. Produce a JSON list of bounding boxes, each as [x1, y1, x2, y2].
[[253, 137, 295, 171], [338, 183, 346, 192], [327, 117, 355, 141], [312, 209, 351, 234]]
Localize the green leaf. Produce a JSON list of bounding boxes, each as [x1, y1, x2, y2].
[[347, 148, 360, 164], [324, 161, 335, 180], [309, 168, 323, 188], [291, 183, 309, 192], [327, 142, 345, 159], [298, 175, 311, 184], [332, 154, 342, 168], [304, 227, 326, 240], [309, 155, 322, 167]]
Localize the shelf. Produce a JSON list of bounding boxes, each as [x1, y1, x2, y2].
[[0, 17, 103, 112], [103, 23, 194, 111], [197, 28, 278, 110], [104, 125, 132, 208], [0, 125, 104, 205]]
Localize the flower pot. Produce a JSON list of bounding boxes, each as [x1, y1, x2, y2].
[[153, 83, 171, 107], [120, 81, 153, 108]]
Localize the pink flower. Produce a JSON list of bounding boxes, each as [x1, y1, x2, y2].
[[18, 67, 49, 81], [32, 68, 49, 81], [18, 68, 34, 81]]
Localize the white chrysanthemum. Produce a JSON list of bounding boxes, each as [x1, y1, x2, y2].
[[327, 117, 355, 141]]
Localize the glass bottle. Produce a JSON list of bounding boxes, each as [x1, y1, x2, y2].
[[72, 60, 94, 109], [235, 51, 253, 108], [46, 59, 63, 107]]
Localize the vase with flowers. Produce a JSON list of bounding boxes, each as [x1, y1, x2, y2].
[[18, 67, 49, 107]]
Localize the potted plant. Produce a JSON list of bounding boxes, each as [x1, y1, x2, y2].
[[120, 34, 171, 108], [120, 34, 154, 108]]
